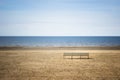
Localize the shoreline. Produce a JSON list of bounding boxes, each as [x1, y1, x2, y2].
[[0, 46, 120, 50]]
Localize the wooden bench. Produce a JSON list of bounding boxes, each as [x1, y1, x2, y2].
[[63, 53, 89, 59]]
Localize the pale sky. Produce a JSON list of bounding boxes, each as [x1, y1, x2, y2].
[[0, 0, 120, 36]]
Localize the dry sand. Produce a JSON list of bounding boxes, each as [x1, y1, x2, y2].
[[0, 48, 120, 80]]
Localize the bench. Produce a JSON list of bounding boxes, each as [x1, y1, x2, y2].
[[63, 53, 89, 59]]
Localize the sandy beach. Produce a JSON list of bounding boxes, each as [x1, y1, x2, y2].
[[0, 47, 120, 80]]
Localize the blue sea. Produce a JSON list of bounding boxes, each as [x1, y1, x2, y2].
[[0, 36, 120, 47]]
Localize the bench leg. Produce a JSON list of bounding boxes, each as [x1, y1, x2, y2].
[[80, 56, 81, 59]]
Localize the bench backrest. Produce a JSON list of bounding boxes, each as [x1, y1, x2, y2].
[[64, 53, 89, 56], [64, 53, 73, 56]]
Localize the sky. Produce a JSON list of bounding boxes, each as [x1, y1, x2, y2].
[[0, 0, 120, 36]]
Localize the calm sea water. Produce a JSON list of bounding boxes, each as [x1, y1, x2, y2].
[[0, 36, 120, 47]]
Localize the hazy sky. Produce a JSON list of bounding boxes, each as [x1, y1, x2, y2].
[[0, 0, 120, 36]]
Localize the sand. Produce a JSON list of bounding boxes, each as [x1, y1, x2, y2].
[[0, 47, 120, 80]]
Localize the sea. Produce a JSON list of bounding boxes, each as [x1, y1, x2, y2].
[[0, 36, 120, 47]]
